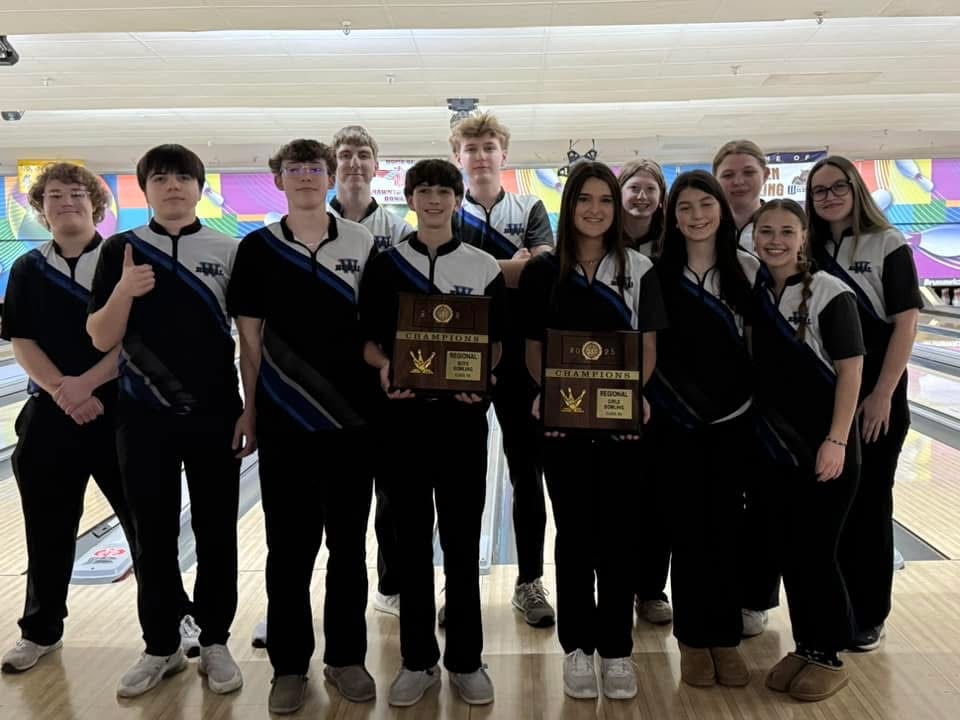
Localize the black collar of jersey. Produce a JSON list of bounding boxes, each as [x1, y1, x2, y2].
[[279, 213, 340, 246], [758, 268, 804, 289], [330, 196, 379, 223], [52, 232, 102, 258], [465, 187, 506, 210], [149, 217, 203, 239], [839, 226, 855, 241], [407, 232, 461, 257]]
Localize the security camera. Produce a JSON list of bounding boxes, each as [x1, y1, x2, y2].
[[0, 37, 19, 67], [1, 111, 24, 121]]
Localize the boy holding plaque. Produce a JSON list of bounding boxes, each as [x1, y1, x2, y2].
[[227, 139, 379, 714], [519, 161, 666, 700], [359, 159, 507, 708]]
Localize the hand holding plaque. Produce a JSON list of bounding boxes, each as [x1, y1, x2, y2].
[[392, 292, 492, 397], [541, 329, 643, 436]]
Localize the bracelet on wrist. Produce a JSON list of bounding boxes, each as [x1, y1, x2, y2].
[[825, 436, 846, 448]]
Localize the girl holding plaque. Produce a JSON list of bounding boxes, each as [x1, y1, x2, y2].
[[750, 199, 864, 701], [647, 170, 759, 689], [519, 161, 667, 701]]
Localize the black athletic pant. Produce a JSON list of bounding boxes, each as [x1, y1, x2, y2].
[[669, 416, 749, 648], [543, 437, 638, 658], [116, 399, 241, 656], [633, 420, 670, 603], [259, 428, 373, 675], [838, 375, 909, 632], [492, 364, 546, 585], [382, 401, 487, 673], [12, 396, 135, 646], [740, 461, 783, 612], [778, 464, 858, 653], [373, 481, 400, 596]]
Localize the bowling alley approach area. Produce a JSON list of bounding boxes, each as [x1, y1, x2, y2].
[[3, 3, 960, 720]]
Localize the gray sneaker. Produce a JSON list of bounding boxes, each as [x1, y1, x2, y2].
[[636, 597, 673, 625], [741, 609, 768, 637], [324, 664, 376, 703], [251, 617, 267, 648], [269, 674, 308, 715], [199, 644, 243, 694], [1, 638, 62, 673], [563, 649, 598, 699], [512, 579, 556, 627], [117, 649, 187, 698], [450, 665, 494, 705], [600, 657, 638, 700], [180, 614, 201, 658], [388, 665, 441, 707]]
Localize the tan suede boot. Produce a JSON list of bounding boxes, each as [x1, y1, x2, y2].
[[678, 642, 715, 687], [765, 653, 810, 693], [710, 645, 750, 687], [789, 662, 849, 702]]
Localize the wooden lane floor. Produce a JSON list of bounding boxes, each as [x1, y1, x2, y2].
[[1, 515, 960, 718], [895, 429, 960, 559]]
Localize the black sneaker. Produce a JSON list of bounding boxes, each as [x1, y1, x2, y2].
[[850, 624, 885, 652]]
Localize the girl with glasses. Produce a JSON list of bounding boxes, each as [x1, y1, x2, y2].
[[805, 156, 922, 652]]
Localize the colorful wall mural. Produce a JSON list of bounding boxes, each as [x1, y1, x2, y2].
[[1, 155, 958, 298]]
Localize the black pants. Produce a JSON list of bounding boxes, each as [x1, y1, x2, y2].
[[669, 417, 749, 648], [492, 366, 546, 585], [543, 438, 638, 658], [374, 481, 400, 596], [11, 396, 135, 646], [838, 377, 909, 632], [633, 421, 670, 603], [259, 428, 372, 675], [382, 401, 487, 673], [777, 464, 858, 653], [740, 462, 783, 612], [117, 400, 241, 656]]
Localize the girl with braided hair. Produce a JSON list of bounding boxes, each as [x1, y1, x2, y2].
[[750, 199, 865, 702]]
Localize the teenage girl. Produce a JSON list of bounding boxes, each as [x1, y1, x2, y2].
[[751, 199, 864, 701], [646, 170, 758, 688], [714, 140, 770, 255], [805, 156, 922, 651], [520, 160, 666, 701]]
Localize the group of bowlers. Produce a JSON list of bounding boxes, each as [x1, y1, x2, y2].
[[0, 112, 919, 713]]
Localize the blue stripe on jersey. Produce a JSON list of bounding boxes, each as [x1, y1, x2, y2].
[[645, 372, 700, 431], [679, 276, 741, 339], [30, 251, 91, 303], [386, 249, 432, 292], [756, 291, 835, 385], [570, 272, 632, 325], [459, 209, 516, 258], [259, 359, 338, 432], [127, 234, 231, 336], [821, 254, 883, 323], [753, 415, 798, 467], [260, 228, 357, 305]]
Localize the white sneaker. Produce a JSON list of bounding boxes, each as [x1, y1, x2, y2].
[[251, 618, 267, 648], [600, 657, 638, 700], [563, 649, 598, 699], [742, 609, 769, 638], [388, 665, 441, 706], [894, 547, 906, 571], [374, 592, 400, 617], [1, 638, 62, 673], [199, 644, 243, 694], [180, 614, 201, 658], [117, 649, 187, 697], [450, 665, 494, 705]]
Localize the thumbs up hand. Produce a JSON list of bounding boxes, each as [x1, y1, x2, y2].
[[117, 243, 155, 298]]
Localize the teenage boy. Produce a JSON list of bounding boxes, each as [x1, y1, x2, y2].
[[359, 159, 507, 707], [228, 139, 378, 714], [88, 144, 246, 698], [450, 112, 555, 626], [331, 125, 412, 617]]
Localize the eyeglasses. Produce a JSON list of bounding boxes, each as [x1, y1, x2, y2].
[[282, 164, 328, 176], [43, 190, 90, 201], [811, 180, 851, 202]]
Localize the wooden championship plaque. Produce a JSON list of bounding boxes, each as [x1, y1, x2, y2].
[[541, 329, 643, 435], [393, 292, 492, 396]]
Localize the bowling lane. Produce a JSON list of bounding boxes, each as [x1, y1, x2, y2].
[[909, 365, 960, 422]]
